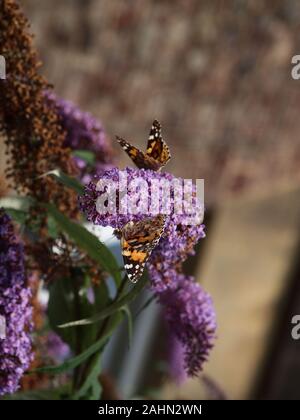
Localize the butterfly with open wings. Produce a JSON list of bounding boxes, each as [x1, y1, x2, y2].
[[116, 119, 171, 171]]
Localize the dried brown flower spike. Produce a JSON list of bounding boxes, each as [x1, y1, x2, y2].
[[0, 0, 78, 218]]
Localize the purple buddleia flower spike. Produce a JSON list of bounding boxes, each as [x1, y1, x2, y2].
[[46, 92, 115, 183], [168, 334, 187, 384], [0, 210, 33, 396], [159, 275, 216, 376]]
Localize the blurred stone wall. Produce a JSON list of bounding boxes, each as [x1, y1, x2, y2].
[[21, 0, 300, 202], [161, 185, 300, 399]]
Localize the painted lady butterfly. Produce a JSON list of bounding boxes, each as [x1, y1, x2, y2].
[[118, 214, 166, 283], [116, 119, 171, 171]]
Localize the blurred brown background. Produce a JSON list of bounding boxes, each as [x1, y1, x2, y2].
[[22, 0, 300, 201], [18, 0, 300, 399]]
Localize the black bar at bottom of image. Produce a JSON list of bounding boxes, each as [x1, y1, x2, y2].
[[1, 399, 289, 417]]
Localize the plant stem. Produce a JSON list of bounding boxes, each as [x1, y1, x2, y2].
[[72, 270, 84, 392], [75, 276, 128, 394], [95, 276, 127, 340]]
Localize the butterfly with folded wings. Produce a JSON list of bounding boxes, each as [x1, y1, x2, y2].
[[115, 214, 166, 283]]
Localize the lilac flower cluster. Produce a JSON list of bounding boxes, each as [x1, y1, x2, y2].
[[80, 167, 178, 229], [80, 167, 216, 376], [46, 92, 114, 183], [168, 334, 187, 385], [46, 332, 70, 363], [0, 211, 33, 396], [159, 275, 216, 376]]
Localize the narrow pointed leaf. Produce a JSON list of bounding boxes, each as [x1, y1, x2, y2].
[[30, 313, 122, 375], [59, 273, 148, 328], [39, 169, 84, 195], [73, 354, 102, 400], [72, 150, 96, 166], [121, 306, 133, 348]]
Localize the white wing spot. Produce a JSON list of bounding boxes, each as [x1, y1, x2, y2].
[[125, 264, 133, 269]]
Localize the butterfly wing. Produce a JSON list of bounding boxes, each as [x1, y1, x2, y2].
[[146, 120, 171, 167], [116, 136, 160, 170], [121, 215, 166, 283]]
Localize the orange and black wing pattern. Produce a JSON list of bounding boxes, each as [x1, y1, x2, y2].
[[116, 120, 171, 171], [121, 215, 166, 283], [146, 119, 171, 167], [116, 136, 160, 171]]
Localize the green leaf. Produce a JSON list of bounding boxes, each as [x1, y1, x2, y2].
[[47, 214, 59, 239], [72, 311, 121, 400], [39, 169, 84, 195], [47, 277, 76, 351], [44, 203, 122, 286], [73, 353, 102, 400], [90, 380, 102, 400], [47, 274, 112, 352], [93, 278, 111, 312], [121, 306, 133, 348], [0, 198, 41, 236], [4, 208, 27, 224], [30, 313, 122, 376], [72, 150, 96, 166], [1, 385, 71, 400], [59, 272, 148, 328]]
